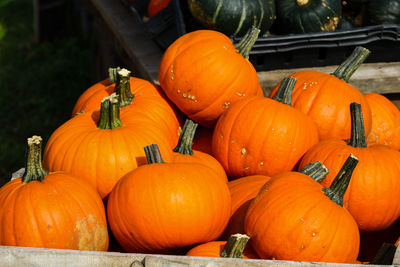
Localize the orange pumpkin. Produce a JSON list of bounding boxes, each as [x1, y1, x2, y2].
[[212, 77, 319, 178], [186, 234, 259, 259], [107, 144, 231, 253], [148, 0, 170, 17], [72, 68, 181, 148], [192, 124, 214, 155], [0, 136, 109, 250], [365, 93, 400, 150], [172, 119, 227, 182], [44, 94, 173, 199], [245, 154, 360, 263], [158, 27, 263, 127], [299, 103, 400, 232], [269, 46, 372, 141]]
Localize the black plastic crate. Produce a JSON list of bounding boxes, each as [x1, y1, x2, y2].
[[121, 0, 400, 71]]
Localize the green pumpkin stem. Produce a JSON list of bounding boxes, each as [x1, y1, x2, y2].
[[114, 68, 134, 108], [234, 26, 261, 59], [332, 46, 370, 82], [108, 67, 121, 84], [348, 102, 367, 148], [22, 136, 48, 183], [323, 154, 359, 206], [272, 77, 297, 104], [97, 93, 123, 130], [145, 144, 165, 164], [220, 234, 250, 258], [173, 119, 198, 155], [299, 161, 329, 183]]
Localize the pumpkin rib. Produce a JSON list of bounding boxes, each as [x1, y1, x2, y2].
[[0, 183, 19, 244]]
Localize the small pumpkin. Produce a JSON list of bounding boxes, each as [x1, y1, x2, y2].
[[212, 77, 319, 179], [0, 136, 109, 250], [274, 0, 342, 34], [158, 27, 264, 128], [245, 154, 360, 263], [107, 144, 231, 253], [299, 103, 400, 232], [148, 0, 170, 17], [192, 124, 213, 155], [187, 0, 275, 37]]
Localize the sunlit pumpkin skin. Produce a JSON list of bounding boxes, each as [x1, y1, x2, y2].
[[212, 78, 319, 179], [186, 240, 259, 259], [107, 145, 231, 253], [148, 0, 170, 17], [221, 175, 271, 240], [365, 93, 400, 150], [0, 136, 109, 251], [158, 28, 263, 128], [244, 162, 360, 263], [44, 95, 173, 199], [299, 104, 400, 232]]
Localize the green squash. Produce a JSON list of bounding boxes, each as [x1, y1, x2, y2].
[[187, 0, 276, 37], [275, 0, 342, 34], [366, 0, 400, 25]]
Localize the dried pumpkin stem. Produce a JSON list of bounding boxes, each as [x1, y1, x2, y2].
[[272, 77, 297, 104], [323, 154, 359, 206], [220, 234, 250, 258], [145, 144, 165, 164], [22, 136, 48, 183], [299, 161, 329, 183], [173, 119, 198, 155], [97, 93, 123, 130], [114, 68, 134, 108], [108, 67, 121, 84], [332, 46, 370, 82], [348, 102, 367, 148], [234, 26, 261, 59]]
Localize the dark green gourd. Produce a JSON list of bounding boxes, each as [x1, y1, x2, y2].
[[366, 0, 400, 25]]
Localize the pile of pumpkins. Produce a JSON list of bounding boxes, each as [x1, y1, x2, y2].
[[2, 26, 400, 264]]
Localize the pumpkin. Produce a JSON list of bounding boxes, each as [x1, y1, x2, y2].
[[148, 0, 170, 17], [187, 0, 275, 37], [107, 144, 231, 253], [72, 68, 181, 148], [0, 136, 109, 250], [366, 0, 400, 25], [365, 93, 400, 150], [245, 154, 360, 263], [269, 46, 372, 141], [186, 234, 259, 259], [158, 27, 264, 128], [299, 103, 400, 232], [274, 0, 342, 34], [43, 94, 173, 199], [172, 119, 227, 182], [212, 77, 319, 179], [192, 124, 213, 155]]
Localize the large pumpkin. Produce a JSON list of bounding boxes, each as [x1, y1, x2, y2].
[[187, 0, 275, 37], [107, 144, 231, 253], [212, 77, 319, 179], [299, 103, 400, 232], [269, 46, 372, 141], [44, 94, 173, 199], [245, 155, 360, 263], [0, 136, 109, 250], [158, 27, 263, 128]]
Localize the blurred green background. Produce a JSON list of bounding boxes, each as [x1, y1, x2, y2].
[[0, 0, 95, 185]]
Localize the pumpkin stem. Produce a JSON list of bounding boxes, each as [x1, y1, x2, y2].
[[323, 154, 359, 206], [297, 0, 310, 5], [272, 77, 297, 105], [114, 68, 134, 108], [144, 143, 165, 164], [173, 119, 198, 155], [97, 93, 123, 130], [234, 26, 261, 59], [332, 46, 370, 82], [22, 136, 48, 183], [220, 234, 250, 258], [108, 67, 121, 84], [299, 161, 329, 183], [348, 102, 368, 148]]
